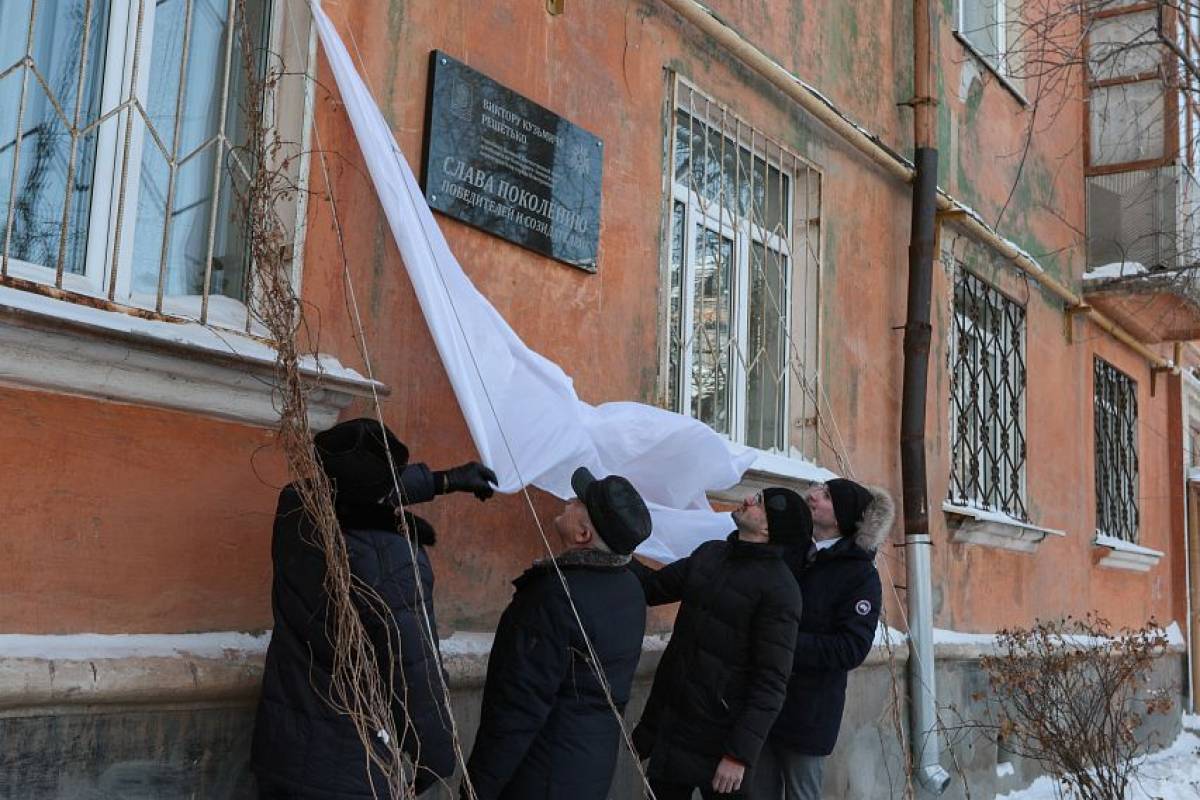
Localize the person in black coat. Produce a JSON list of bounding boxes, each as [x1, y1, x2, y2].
[[631, 487, 810, 799], [252, 418, 497, 799], [462, 467, 652, 800], [748, 478, 893, 800]]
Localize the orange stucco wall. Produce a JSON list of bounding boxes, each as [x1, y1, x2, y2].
[[0, 0, 1186, 637]]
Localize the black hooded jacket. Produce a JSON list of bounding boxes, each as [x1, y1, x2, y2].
[[631, 533, 801, 786], [251, 463, 456, 798], [769, 485, 893, 756], [464, 548, 647, 800]]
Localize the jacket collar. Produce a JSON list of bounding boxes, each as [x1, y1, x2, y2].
[[724, 530, 787, 558], [810, 535, 873, 563], [514, 547, 631, 588]]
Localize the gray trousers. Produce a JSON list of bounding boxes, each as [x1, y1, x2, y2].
[[746, 740, 825, 800]]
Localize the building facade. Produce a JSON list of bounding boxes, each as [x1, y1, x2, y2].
[[0, 0, 1196, 797]]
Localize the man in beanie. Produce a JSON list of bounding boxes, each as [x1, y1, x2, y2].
[[252, 418, 497, 799], [631, 487, 808, 798], [749, 478, 893, 800], [463, 467, 651, 800]]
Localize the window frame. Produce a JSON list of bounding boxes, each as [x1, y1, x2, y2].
[[947, 265, 1029, 520], [0, 0, 313, 333], [661, 75, 823, 462], [953, 0, 1029, 104], [1093, 356, 1140, 543]]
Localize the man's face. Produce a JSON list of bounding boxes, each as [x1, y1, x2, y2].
[[554, 498, 592, 548], [807, 484, 838, 530], [731, 491, 769, 533]]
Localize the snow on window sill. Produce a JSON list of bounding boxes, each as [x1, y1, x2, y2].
[[1093, 533, 1164, 572], [943, 501, 1065, 554], [0, 283, 384, 428], [709, 442, 838, 502]]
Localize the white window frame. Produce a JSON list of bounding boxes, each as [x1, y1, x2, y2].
[[663, 77, 823, 466], [0, 1, 372, 428], [954, 0, 1028, 102], [669, 183, 794, 447], [0, 0, 314, 332]]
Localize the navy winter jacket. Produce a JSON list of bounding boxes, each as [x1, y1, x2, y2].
[[769, 486, 893, 756], [464, 549, 647, 800]]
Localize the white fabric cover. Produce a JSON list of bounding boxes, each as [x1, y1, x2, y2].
[[311, 4, 756, 561]]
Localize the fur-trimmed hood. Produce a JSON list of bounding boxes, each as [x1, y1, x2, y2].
[[852, 485, 895, 552]]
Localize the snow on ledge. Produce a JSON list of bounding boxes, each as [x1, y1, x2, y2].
[[735, 444, 838, 484], [0, 631, 271, 661], [1094, 534, 1165, 559], [1085, 261, 1148, 281], [0, 283, 373, 387], [942, 501, 1063, 535]]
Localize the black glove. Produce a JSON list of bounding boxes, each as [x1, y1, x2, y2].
[[436, 462, 498, 501]]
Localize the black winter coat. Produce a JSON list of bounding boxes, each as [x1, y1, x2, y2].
[[631, 533, 801, 786], [769, 487, 892, 757], [251, 467, 455, 798], [465, 549, 647, 800]]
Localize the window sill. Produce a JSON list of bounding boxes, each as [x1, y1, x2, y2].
[[1093, 534, 1164, 572], [0, 283, 384, 428], [709, 444, 838, 502], [943, 502, 1065, 553], [952, 32, 1030, 108]]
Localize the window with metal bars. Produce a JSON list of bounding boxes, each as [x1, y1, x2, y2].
[[664, 77, 822, 459], [948, 267, 1028, 519], [0, 0, 307, 332], [1094, 357, 1139, 542]]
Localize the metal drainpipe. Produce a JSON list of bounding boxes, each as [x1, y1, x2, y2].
[[904, 0, 951, 793]]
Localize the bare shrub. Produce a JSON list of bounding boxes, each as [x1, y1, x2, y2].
[[979, 615, 1173, 800]]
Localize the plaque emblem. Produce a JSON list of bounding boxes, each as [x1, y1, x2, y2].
[[450, 79, 473, 121], [566, 141, 590, 177]]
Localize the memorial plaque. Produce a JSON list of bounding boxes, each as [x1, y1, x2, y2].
[[422, 50, 604, 271]]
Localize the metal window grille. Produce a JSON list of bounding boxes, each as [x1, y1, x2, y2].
[[948, 267, 1028, 519], [1094, 357, 1139, 542], [0, 0, 287, 331], [664, 76, 822, 459]]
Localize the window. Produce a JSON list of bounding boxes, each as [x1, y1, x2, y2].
[[1084, 6, 1166, 170], [955, 0, 1025, 94], [664, 78, 821, 458], [1094, 357, 1139, 542], [948, 268, 1027, 519], [0, 0, 302, 330]]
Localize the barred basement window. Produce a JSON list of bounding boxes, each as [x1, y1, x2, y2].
[[1094, 357, 1139, 542], [948, 268, 1028, 519], [0, 0, 308, 331], [664, 77, 822, 458]]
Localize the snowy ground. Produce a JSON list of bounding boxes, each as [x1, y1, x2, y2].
[[996, 715, 1200, 799]]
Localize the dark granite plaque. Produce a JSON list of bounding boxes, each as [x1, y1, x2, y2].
[[422, 50, 603, 271]]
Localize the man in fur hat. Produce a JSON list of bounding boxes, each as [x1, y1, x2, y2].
[[463, 467, 651, 800], [631, 488, 809, 799], [252, 417, 497, 799], [748, 478, 893, 800]]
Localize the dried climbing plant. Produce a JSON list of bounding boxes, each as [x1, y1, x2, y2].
[[228, 3, 419, 796]]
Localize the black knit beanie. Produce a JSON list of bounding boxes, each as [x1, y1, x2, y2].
[[762, 487, 813, 546], [826, 478, 873, 536]]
